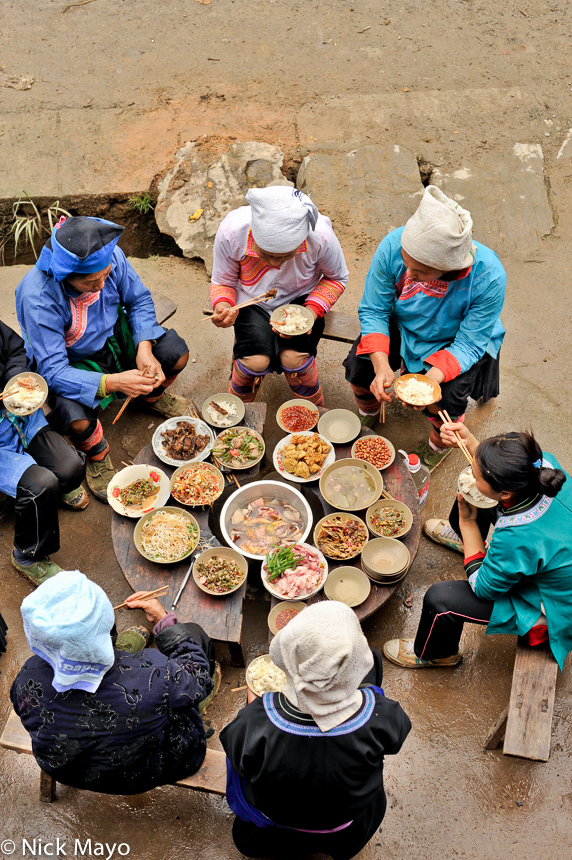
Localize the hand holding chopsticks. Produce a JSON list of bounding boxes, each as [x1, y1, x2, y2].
[[438, 410, 473, 464], [202, 289, 278, 322], [112, 365, 152, 425], [113, 585, 169, 611]]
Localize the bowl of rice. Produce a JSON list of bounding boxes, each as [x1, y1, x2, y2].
[[201, 393, 245, 428], [270, 304, 315, 336], [3, 372, 48, 417], [133, 506, 200, 563], [394, 373, 441, 407], [458, 466, 497, 509], [246, 654, 287, 697]]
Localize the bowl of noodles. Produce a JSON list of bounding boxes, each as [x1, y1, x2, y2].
[[134, 506, 200, 564]]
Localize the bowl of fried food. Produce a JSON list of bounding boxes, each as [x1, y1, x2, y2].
[[273, 431, 335, 483]]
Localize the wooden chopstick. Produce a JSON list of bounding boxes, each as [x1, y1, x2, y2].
[[231, 685, 247, 692], [0, 385, 21, 401], [113, 585, 169, 611], [112, 365, 152, 425], [381, 490, 394, 500], [382, 401, 386, 424], [201, 290, 275, 321], [438, 410, 473, 464]]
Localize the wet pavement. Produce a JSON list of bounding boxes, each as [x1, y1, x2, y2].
[[0, 245, 571, 859]]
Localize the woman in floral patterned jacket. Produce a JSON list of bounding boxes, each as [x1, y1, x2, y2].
[[11, 572, 215, 795]]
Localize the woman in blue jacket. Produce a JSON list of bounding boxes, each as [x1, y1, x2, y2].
[[383, 427, 572, 670], [343, 186, 506, 471]]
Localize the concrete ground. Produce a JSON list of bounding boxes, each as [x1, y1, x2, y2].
[[1, 0, 572, 858]]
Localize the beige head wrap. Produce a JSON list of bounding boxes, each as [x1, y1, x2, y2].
[[269, 601, 373, 733], [401, 185, 475, 271]]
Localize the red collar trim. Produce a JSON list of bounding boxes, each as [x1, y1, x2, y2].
[[246, 229, 308, 259]]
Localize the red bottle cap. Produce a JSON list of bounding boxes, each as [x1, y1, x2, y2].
[[408, 454, 420, 466]]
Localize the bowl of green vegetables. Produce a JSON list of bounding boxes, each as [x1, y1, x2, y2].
[[261, 542, 328, 601]]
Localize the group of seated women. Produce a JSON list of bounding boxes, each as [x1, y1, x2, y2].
[[5, 421, 571, 860]]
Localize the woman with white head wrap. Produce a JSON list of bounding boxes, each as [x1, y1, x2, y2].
[[209, 186, 348, 405], [11, 570, 216, 795], [221, 602, 411, 859], [343, 185, 507, 472]]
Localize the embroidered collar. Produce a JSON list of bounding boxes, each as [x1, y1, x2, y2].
[[262, 688, 376, 737], [496, 494, 553, 528], [245, 229, 308, 261]]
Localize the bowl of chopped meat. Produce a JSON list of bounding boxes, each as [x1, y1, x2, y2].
[[152, 416, 214, 467]]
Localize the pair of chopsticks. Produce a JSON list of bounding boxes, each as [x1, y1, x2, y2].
[[201, 289, 277, 322], [0, 385, 20, 402], [112, 365, 152, 425], [381, 489, 395, 501], [438, 410, 473, 464], [113, 585, 169, 611]]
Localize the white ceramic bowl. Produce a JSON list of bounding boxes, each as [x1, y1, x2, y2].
[[272, 430, 335, 483], [261, 542, 328, 601], [107, 464, 171, 518], [152, 416, 214, 468]]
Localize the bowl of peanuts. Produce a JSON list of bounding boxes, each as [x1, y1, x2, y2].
[[351, 435, 396, 471]]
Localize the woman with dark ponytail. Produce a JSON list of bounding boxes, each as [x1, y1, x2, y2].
[[383, 425, 572, 670]]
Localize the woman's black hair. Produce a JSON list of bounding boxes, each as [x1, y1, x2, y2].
[[474, 431, 566, 498]]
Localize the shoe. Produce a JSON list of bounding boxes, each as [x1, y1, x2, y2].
[[115, 625, 151, 654], [383, 638, 462, 669], [199, 661, 222, 716], [147, 392, 191, 418], [60, 486, 89, 511], [86, 454, 115, 503], [413, 439, 451, 472], [423, 518, 464, 554], [11, 551, 62, 587], [358, 412, 380, 429]]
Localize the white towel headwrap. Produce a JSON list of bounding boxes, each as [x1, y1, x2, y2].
[[246, 186, 319, 253], [21, 570, 115, 694], [269, 601, 373, 732], [401, 185, 475, 271]]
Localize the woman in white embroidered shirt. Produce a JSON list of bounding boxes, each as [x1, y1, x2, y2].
[[220, 602, 411, 860], [209, 186, 349, 406]]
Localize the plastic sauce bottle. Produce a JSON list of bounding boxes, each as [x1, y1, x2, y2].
[[398, 450, 430, 507]]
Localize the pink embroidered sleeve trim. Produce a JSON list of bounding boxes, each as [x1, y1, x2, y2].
[[210, 283, 237, 308], [305, 279, 345, 314]]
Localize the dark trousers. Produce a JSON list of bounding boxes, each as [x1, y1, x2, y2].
[[413, 498, 498, 660], [15, 428, 86, 559], [231, 649, 385, 860], [47, 328, 188, 453]]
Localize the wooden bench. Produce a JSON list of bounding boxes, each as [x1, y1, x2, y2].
[[483, 639, 559, 761], [152, 291, 177, 327], [0, 710, 226, 802], [202, 299, 360, 344]]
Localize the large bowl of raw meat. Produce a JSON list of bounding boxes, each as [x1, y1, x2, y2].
[[219, 480, 313, 561], [152, 416, 214, 467], [261, 542, 328, 601]]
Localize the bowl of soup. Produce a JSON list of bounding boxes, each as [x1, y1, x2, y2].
[[319, 458, 383, 512], [219, 481, 313, 561]]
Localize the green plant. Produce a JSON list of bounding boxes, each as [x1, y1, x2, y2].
[[128, 191, 155, 214], [0, 193, 71, 264], [147, 253, 160, 261]]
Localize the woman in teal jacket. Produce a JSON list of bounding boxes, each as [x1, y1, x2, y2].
[[383, 428, 572, 670]]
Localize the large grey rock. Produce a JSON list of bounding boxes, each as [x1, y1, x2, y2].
[[432, 144, 554, 261], [155, 141, 292, 274], [297, 145, 423, 246]]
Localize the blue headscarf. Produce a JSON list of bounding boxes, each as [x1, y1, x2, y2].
[[36, 216, 124, 282]]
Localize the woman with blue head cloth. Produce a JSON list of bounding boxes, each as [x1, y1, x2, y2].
[[16, 216, 190, 502]]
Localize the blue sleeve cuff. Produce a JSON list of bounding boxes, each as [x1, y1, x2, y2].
[[132, 324, 166, 347]]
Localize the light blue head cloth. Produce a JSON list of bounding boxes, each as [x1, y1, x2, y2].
[[36, 216, 124, 282], [21, 570, 115, 693]]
